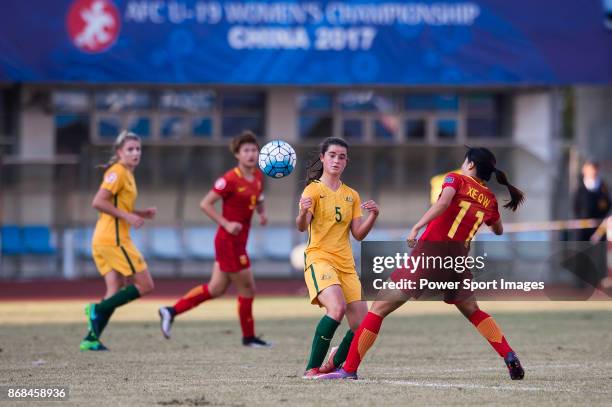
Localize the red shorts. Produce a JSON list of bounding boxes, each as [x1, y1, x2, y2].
[[389, 241, 474, 304], [214, 232, 250, 273]]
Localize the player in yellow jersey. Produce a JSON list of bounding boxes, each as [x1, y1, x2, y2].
[[296, 137, 379, 378], [80, 131, 157, 351]]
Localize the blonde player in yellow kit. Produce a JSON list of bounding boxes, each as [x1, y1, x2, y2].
[[80, 131, 156, 351], [296, 137, 379, 378]]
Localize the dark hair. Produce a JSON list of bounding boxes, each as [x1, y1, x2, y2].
[[305, 137, 349, 185], [99, 130, 141, 170], [583, 159, 599, 168], [230, 130, 259, 154], [465, 147, 525, 211]]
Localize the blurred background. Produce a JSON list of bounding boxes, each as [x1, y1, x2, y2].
[[0, 0, 610, 287]]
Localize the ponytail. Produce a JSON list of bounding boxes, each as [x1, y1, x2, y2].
[[305, 159, 324, 185], [465, 146, 525, 211], [99, 153, 120, 171], [305, 137, 348, 185], [494, 168, 525, 211]]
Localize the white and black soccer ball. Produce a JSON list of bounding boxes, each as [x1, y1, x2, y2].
[[258, 140, 297, 178]]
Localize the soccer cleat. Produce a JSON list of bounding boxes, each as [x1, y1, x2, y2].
[[504, 351, 525, 380], [302, 368, 321, 379], [318, 346, 339, 374], [315, 368, 358, 380], [80, 339, 109, 351], [158, 307, 175, 339], [84, 303, 102, 339], [242, 336, 272, 348]]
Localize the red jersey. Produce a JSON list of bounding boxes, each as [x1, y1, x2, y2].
[[421, 173, 500, 242], [212, 167, 263, 240]]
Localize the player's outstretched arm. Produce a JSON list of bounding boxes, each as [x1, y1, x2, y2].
[[351, 200, 379, 241], [92, 187, 144, 229]]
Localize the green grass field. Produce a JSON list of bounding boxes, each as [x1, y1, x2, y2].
[[1, 299, 611, 406]]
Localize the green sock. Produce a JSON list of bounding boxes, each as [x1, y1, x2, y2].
[[83, 331, 97, 342], [306, 315, 340, 370], [97, 309, 115, 336], [96, 285, 140, 315], [333, 329, 355, 367]]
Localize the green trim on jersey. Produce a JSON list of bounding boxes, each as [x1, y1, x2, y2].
[[120, 246, 136, 275], [114, 195, 120, 246], [309, 264, 319, 293]]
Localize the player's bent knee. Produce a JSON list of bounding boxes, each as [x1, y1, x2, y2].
[[371, 301, 395, 318], [348, 319, 361, 331], [326, 302, 347, 321], [208, 289, 221, 298], [135, 285, 152, 296], [105, 287, 121, 298], [239, 283, 255, 297], [456, 301, 479, 318], [208, 284, 227, 298], [105, 282, 122, 295], [141, 283, 155, 296], [135, 279, 154, 296], [240, 289, 255, 298]]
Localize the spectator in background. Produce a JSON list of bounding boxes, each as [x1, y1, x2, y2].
[[574, 160, 611, 241], [573, 159, 610, 288]]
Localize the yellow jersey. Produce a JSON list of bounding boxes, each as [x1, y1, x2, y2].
[[92, 163, 138, 246], [302, 180, 362, 274]]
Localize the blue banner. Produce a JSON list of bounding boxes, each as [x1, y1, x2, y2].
[[0, 0, 610, 84]]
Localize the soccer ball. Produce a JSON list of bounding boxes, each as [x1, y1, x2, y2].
[[258, 140, 297, 178]]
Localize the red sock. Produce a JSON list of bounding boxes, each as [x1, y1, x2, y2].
[[173, 284, 211, 315], [469, 309, 513, 358], [238, 296, 255, 338], [343, 312, 383, 373]]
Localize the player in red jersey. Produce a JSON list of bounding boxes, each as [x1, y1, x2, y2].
[[158, 131, 271, 348], [318, 147, 526, 380]]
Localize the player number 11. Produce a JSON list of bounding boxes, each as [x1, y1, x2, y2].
[[447, 200, 484, 241]]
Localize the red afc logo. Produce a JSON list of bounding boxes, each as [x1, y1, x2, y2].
[[66, 0, 120, 53]]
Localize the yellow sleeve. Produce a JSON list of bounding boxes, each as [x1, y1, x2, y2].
[[301, 183, 319, 215], [430, 173, 446, 205], [100, 165, 125, 195], [352, 189, 362, 219], [430, 169, 462, 204]]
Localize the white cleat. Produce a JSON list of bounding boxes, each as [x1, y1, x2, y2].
[[158, 307, 174, 339]]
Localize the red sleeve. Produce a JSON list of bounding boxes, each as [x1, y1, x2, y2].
[[485, 200, 500, 226], [212, 172, 234, 198], [441, 173, 463, 191]]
